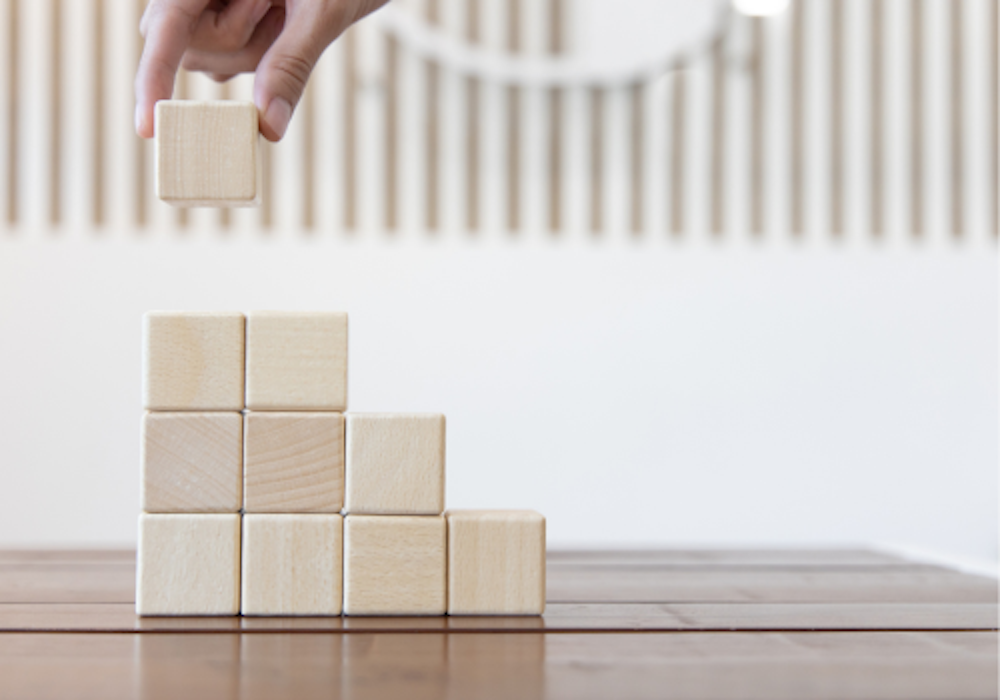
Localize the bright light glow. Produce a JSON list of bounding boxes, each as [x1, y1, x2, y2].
[[732, 0, 790, 17]]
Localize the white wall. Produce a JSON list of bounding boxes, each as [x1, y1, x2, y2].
[[0, 231, 994, 561]]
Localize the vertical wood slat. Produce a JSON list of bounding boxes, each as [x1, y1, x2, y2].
[[629, 84, 643, 235], [343, 27, 357, 232], [546, 0, 561, 234], [749, 17, 765, 237], [789, 0, 805, 237], [519, 0, 549, 237], [49, 0, 61, 226], [990, 0, 999, 239], [0, 0, 995, 243], [5, 0, 17, 227], [465, 0, 480, 232], [669, 67, 686, 236], [949, 0, 962, 238], [830, 0, 844, 236], [710, 33, 727, 237], [425, 0, 440, 233], [870, 0, 884, 237], [505, 0, 520, 233], [589, 89, 603, 234], [991, 0, 999, 239], [384, 35, 398, 231], [439, 0, 469, 235], [909, 0, 923, 239], [92, 0, 104, 228]]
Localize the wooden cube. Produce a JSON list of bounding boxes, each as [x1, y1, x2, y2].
[[142, 412, 242, 513], [245, 312, 348, 411], [345, 414, 445, 514], [136, 513, 241, 616], [155, 100, 260, 207], [243, 412, 344, 513], [446, 510, 546, 615], [143, 311, 245, 411], [343, 515, 446, 615], [241, 514, 343, 616]]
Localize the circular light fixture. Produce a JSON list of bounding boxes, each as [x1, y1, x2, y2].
[[731, 0, 791, 17], [378, 0, 730, 87]]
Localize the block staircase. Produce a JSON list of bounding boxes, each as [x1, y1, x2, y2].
[[136, 311, 544, 616]]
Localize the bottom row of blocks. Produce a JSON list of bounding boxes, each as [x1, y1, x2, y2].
[[136, 511, 545, 616]]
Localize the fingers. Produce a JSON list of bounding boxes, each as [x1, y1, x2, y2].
[[188, 0, 273, 53], [181, 8, 285, 76], [253, 3, 347, 141], [135, 0, 214, 137]]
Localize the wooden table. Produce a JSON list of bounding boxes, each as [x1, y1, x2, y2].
[[0, 548, 995, 699]]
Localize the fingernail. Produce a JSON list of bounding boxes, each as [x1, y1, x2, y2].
[[252, 0, 271, 24], [135, 104, 146, 136], [264, 97, 292, 140]]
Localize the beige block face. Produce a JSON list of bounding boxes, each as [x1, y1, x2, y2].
[[155, 100, 260, 207], [136, 514, 241, 616], [343, 515, 446, 615], [241, 514, 343, 616], [245, 312, 348, 411], [143, 311, 245, 411], [345, 414, 445, 515], [142, 412, 243, 513], [243, 412, 345, 513], [446, 510, 546, 615]]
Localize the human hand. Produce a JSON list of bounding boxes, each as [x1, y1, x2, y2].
[[135, 0, 388, 141]]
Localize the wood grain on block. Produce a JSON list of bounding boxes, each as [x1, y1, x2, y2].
[[245, 312, 348, 411], [344, 414, 445, 514], [243, 412, 344, 513], [446, 510, 546, 615], [143, 311, 245, 411], [142, 412, 242, 513], [135, 514, 241, 616], [241, 514, 343, 616], [343, 515, 446, 615], [155, 100, 260, 207]]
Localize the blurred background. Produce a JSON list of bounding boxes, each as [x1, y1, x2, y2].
[[0, 0, 995, 563]]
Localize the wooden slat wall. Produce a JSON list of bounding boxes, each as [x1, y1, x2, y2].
[[0, 0, 995, 241]]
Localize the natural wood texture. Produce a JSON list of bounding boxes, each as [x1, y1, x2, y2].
[[245, 312, 348, 411], [1, 602, 996, 633], [2, 548, 997, 699], [141, 412, 242, 513], [447, 510, 545, 615], [136, 515, 240, 616], [241, 514, 343, 616], [155, 100, 260, 207], [343, 515, 446, 616], [142, 312, 246, 411], [545, 568, 999, 604], [243, 412, 344, 513], [0, 632, 994, 700], [344, 413, 445, 515]]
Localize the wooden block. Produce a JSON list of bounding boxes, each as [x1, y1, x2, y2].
[[446, 510, 546, 615], [143, 311, 245, 411], [142, 412, 242, 513], [136, 514, 241, 616], [241, 514, 343, 616], [344, 413, 445, 514], [243, 412, 344, 513], [155, 100, 260, 207], [245, 312, 348, 411], [343, 515, 446, 615]]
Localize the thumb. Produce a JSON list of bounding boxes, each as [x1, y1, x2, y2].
[[253, 6, 339, 141]]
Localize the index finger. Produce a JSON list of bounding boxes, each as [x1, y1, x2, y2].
[[135, 0, 213, 137]]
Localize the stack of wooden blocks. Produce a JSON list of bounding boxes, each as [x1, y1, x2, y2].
[[137, 311, 545, 617]]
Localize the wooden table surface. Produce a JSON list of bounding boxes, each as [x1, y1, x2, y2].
[[0, 548, 995, 699]]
